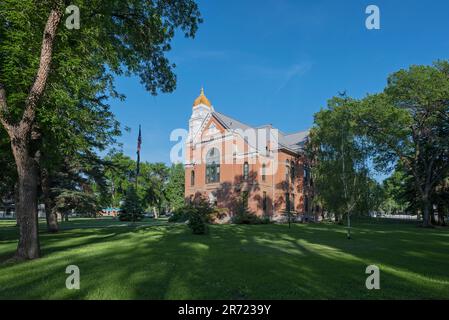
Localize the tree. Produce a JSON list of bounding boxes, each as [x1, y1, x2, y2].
[[0, 1, 202, 259], [358, 61, 449, 227], [308, 96, 379, 237], [165, 163, 185, 212], [120, 186, 144, 222], [102, 153, 138, 208], [143, 163, 169, 218]]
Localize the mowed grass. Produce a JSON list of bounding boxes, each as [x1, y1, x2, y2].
[[0, 218, 448, 299]]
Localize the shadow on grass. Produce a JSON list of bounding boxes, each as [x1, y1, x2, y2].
[[0, 221, 448, 299]]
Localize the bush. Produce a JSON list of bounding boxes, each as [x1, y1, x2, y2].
[[168, 209, 190, 223], [170, 196, 215, 234], [261, 216, 272, 225], [118, 211, 144, 222], [188, 210, 208, 235], [232, 211, 264, 225]]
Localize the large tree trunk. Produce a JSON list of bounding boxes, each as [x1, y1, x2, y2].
[[11, 138, 40, 260], [430, 206, 437, 225], [437, 210, 446, 226], [422, 195, 432, 227], [41, 168, 58, 233]]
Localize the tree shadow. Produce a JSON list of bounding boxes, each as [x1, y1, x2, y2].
[[1, 220, 448, 299]]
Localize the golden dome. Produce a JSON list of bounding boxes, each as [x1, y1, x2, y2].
[[193, 88, 212, 107]]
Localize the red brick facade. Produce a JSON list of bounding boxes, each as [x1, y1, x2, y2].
[[184, 90, 318, 222]]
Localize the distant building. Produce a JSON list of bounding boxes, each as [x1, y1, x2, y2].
[[184, 89, 319, 222], [0, 202, 46, 219], [0, 200, 15, 219], [99, 207, 121, 217]]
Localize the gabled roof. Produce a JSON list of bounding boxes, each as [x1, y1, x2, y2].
[[212, 111, 309, 154]]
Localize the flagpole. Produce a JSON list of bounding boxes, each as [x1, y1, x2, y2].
[[136, 125, 142, 190], [135, 125, 142, 223]]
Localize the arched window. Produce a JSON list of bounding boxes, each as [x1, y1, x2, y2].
[[291, 194, 295, 212], [190, 170, 195, 186], [290, 163, 295, 182], [303, 166, 309, 185], [206, 148, 220, 184], [262, 164, 266, 182], [285, 160, 290, 183], [243, 162, 249, 180]]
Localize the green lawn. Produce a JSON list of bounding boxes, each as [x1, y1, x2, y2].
[[0, 218, 448, 299]]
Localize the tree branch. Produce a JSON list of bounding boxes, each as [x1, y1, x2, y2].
[[19, 8, 63, 134], [0, 83, 13, 134]]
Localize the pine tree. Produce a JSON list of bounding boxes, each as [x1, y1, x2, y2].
[[120, 186, 144, 222]]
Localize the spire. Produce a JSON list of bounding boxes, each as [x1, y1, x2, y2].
[[193, 87, 212, 108]]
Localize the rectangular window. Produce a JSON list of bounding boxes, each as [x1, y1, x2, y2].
[[304, 196, 309, 213], [304, 166, 309, 185], [263, 191, 267, 213], [291, 194, 295, 212], [262, 164, 266, 182], [243, 162, 249, 180], [285, 193, 290, 212], [190, 170, 195, 186]]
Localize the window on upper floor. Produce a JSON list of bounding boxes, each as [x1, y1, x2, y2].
[[243, 162, 249, 180], [285, 193, 291, 212], [190, 170, 195, 186], [206, 148, 220, 184], [291, 164, 296, 182], [262, 164, 266, 182]]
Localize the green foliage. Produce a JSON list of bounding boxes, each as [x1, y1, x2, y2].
[[1, 0, 203, 121], [168, 197, 214, 234], [0, 128, 15, 200], [187, 210, 208, 235], [53, 189, 99, 217], [0, 0, 202, 255], [168, 207, 192, 223], [231, 211, 266, 225], [308, 96, 381, 220], [102, 154, 183, 217], [230, 194, 268, 224], [165, 163, 185, 211], [119, 186, 144, 222], [356, 61, 449, 225], [308, 61, 449, 226], [168, 211, 189, 223]]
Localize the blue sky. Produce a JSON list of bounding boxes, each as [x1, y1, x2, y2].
[[109, 0, 449, 165]]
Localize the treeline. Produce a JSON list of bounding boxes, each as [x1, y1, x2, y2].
[[0, 146, 185, 229], [98, 153, 185, 219], [309, 61, 449, 227]]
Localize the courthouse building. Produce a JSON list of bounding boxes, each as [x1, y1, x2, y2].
[[184, 89, 318, 221]]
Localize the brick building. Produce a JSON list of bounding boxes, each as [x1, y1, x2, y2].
[[184, 89, 318, 222]]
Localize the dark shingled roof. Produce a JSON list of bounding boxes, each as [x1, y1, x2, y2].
[[212, 111, 309, 153]]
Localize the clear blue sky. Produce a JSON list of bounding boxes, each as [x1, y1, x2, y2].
[[109, 0, 449, 165]]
